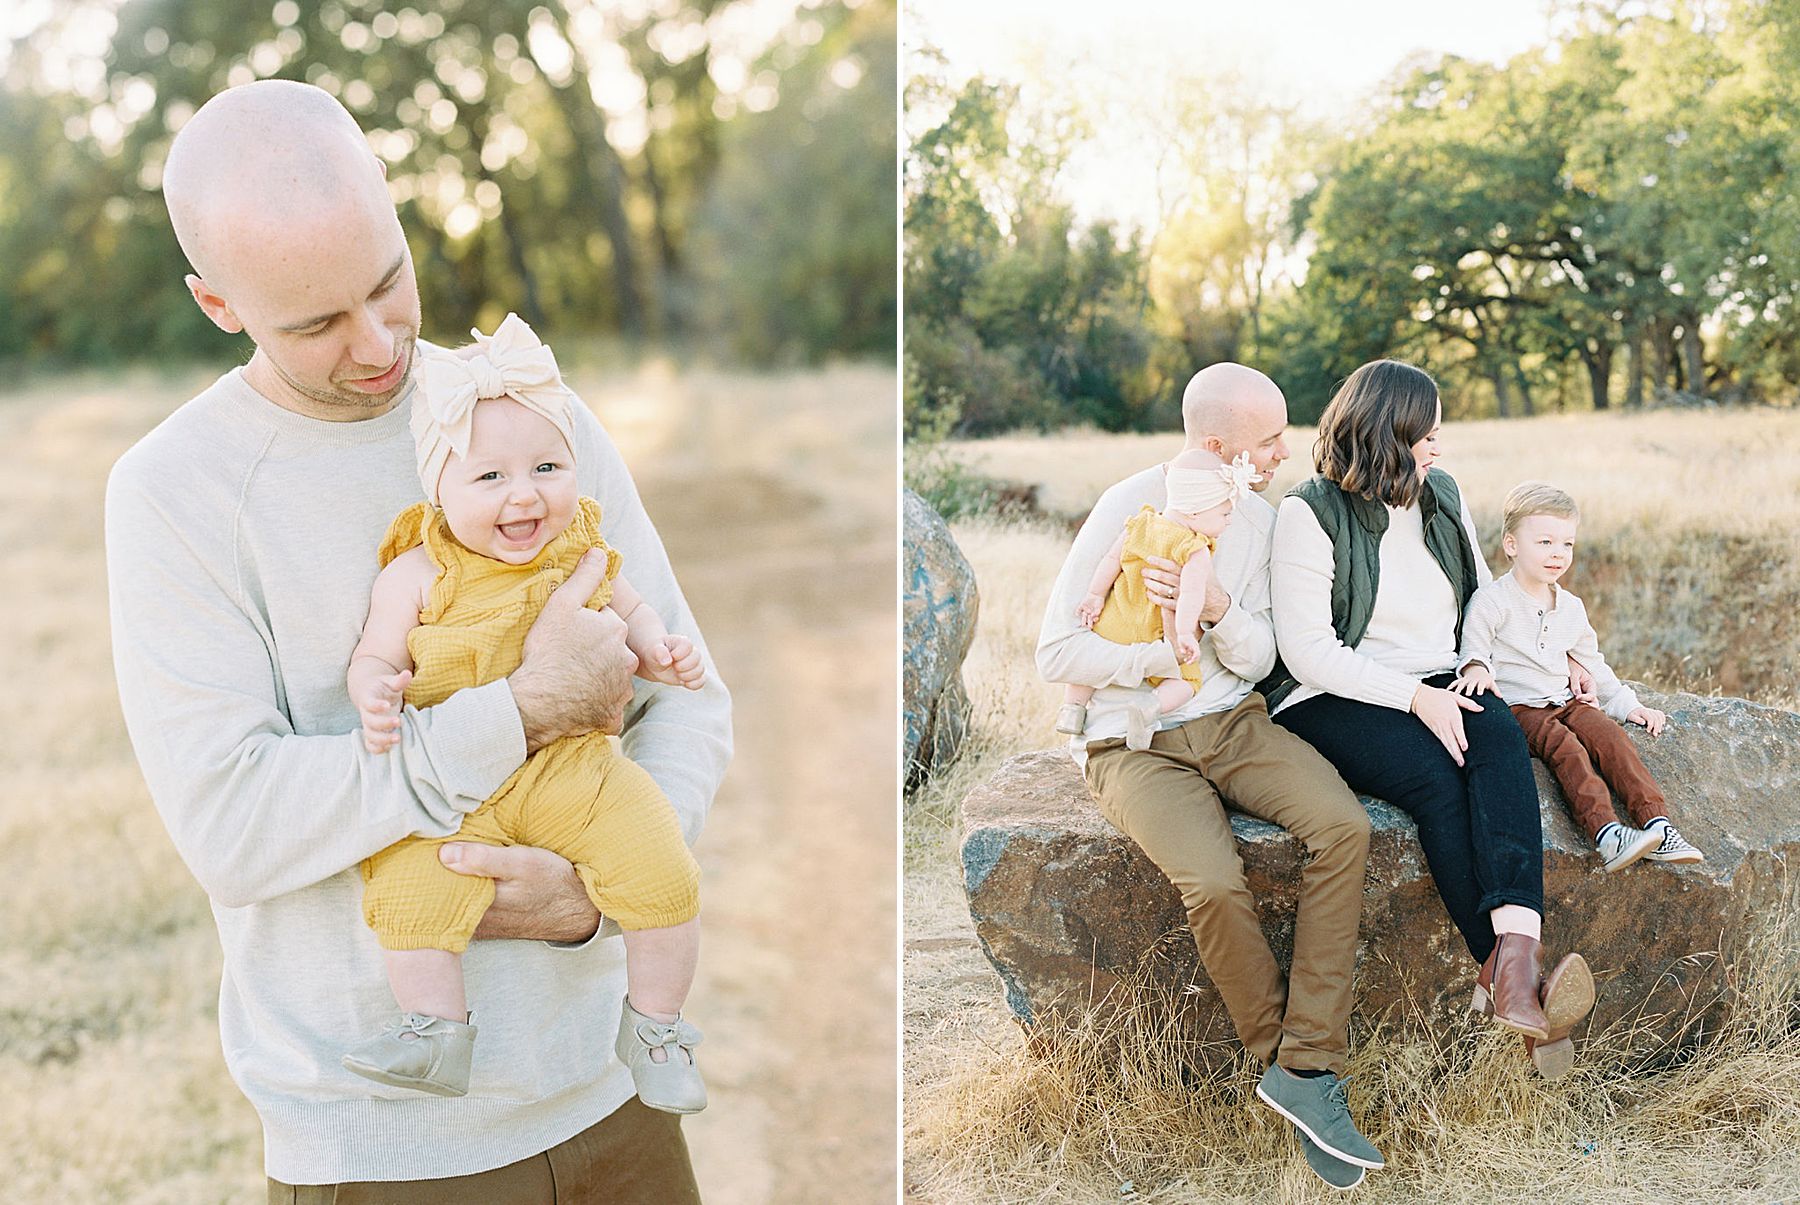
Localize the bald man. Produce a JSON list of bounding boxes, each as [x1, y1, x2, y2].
[[1036, 363, 1382, 1187], [104, 81, 728, 1202]]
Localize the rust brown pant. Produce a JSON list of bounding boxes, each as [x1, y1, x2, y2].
[[266, 1098, 701, 1204], [1510, 699, 1667, 841], [1084, 692, 1370, 1073]]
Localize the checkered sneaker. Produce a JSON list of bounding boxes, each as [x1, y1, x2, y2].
[[1645, 819, 1704, 863]]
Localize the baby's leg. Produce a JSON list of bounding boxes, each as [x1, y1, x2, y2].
[[1153, 677, 1195, 715], [1064, 683, 1096, 707], [623, 919, 701, 1051], [385, 948, 469, 1023]]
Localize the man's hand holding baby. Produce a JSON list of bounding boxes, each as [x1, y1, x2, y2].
[[1141, 556, 1230, 626], [512, 550, 638, 753]]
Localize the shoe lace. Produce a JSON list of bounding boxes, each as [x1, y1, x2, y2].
[[633, 1018, 703, 1061], [1324, 1075, 1350, 1111], [393, 1012, 443, 1040]]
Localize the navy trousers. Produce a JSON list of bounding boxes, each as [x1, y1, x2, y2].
[[1272, 673, 1544, 963]]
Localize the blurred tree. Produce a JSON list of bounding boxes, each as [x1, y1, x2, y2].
[[687, 0, 896, 363], [0, 0, 895, 366]]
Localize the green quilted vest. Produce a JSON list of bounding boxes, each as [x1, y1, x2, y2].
[[1257, 468, 1482, 712]]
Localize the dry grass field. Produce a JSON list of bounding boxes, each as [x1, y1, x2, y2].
[[906, 408, 1800, 1202], [0, 361, 897, 1203]]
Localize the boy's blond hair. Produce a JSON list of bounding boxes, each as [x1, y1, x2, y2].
[[1501, 481, 1580, 541]]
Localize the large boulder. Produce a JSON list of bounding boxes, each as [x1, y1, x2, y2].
[[962, 689, 1800, 1056], [904, 489, 978, 788]]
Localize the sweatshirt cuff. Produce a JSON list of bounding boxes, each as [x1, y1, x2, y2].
[[424, 678, 528, 812], [1140, 642, 1182, 681], [545, 916, 624, 952], [1206, 600, 1250, 649], [1603, 687, 1642, 723], [1370, 667, 1425, 712]]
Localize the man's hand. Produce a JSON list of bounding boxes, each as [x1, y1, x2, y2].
[[637, 633, 705, 690], [1626, 706, 1668, 736], [351, 667, 412, 754], [441, 842, 602, 942], [1449, 664, 1496, 697], [1141, 557, 1230, 624], [511, 550, 637, 753]]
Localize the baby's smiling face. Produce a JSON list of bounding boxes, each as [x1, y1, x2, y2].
[[435, 397, 578, 564]]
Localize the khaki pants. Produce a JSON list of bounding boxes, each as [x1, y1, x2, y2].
[[1085, 692, 1370, 1072], [266, 1098, 701, 1204], [1511, 699, 1667, 840]]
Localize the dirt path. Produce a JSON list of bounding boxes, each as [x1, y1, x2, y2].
[[587, 365, 898, 1203]]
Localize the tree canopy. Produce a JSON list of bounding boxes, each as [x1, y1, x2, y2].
[[0, 0, 895, 365], [906, 0, 1800, 435]]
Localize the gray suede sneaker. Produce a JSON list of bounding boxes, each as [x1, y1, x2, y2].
[[1255, 1066, 1384, 1170], [1296, 1125, 1367, 1190], [342, 1012, 477, 1097], [617, 998, 707, 1115]]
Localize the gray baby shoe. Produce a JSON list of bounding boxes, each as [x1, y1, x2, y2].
[[343, 1012, 477, 1097], [616, 998, 707, 1115]]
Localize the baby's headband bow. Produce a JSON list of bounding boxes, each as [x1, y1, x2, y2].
[[412, 313, 576, 504], [1166, 451, 1264, 515]]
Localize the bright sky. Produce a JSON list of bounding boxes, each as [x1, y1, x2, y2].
[[907, 0, 1562, 228]]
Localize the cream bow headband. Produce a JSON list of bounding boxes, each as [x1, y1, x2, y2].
[[412, 313, 576, 504], [1166, 451, 1264, 515]]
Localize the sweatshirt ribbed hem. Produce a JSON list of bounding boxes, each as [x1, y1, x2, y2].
[[263, 1073, 635, 1184]]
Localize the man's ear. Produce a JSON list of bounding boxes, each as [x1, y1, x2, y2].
[[186, 274, 245, 334]]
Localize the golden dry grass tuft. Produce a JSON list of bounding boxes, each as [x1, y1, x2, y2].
[[907, 408, 1800, 1201]]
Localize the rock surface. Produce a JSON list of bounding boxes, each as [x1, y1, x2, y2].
[[904, 489, 978, 787], [962, 688, 1800, 1056]]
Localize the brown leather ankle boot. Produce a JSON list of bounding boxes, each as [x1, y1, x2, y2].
[[1470, 933, 1550, 1039], [1524, 953, 1595, 1079]]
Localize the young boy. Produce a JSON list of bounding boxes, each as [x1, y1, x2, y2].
[[1452, 481, 1704, 873]]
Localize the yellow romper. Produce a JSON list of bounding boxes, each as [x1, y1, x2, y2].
[[1090, 506, 1218, 690], [359, 496, 700, 953]]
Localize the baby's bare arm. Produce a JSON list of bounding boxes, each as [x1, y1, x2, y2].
[[1082, 529, 1130, 603], [350, 549, 431, 677], [609, 571, 705, 689], [348, 549, 432, 752], [1173, 545, 1214, 640]]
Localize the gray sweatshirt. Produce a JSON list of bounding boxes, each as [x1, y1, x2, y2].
[[104, 367, 731, 1183]]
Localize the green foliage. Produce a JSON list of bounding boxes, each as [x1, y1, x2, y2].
[[903, 69, 1161, 437], [687, 1, 896, 363], [909, 4, 1800, 434], [0, 0, 895, 367]]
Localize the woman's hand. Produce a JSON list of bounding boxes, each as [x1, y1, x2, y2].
[[1411, 682, 1483, 767]]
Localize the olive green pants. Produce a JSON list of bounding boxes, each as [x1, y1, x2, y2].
[[266, 1098, 701, 1204], [1085, 692, 1370, 1072]]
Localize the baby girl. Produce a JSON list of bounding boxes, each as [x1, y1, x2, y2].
[[340, 314, 708, 1114], [1056, 448, 1262, 749]]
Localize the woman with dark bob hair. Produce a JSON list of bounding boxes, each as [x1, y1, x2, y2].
[[1262, 358, 1594, 1077]]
